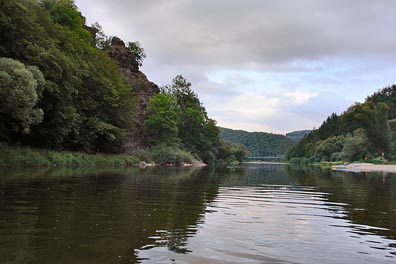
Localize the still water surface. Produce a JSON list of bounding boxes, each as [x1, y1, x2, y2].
[[0, 164, 395, 263]]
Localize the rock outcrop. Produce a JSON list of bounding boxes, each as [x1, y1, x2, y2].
[[107, 37, 160, 151]]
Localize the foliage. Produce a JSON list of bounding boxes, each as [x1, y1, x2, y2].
[[89, 22, 111, 49], [0, 0, 135, 153], [127, 41, 146, 68], [314, 135, 345, 161], [145, 93, 180, 146], [149, 145, 195, 166], [343, 101, 390, 156], [341, 129, 369, 162], [0, 58, 45, 137], [0, 0, 236, 166], [159, 75, 221, 162], [220, 127, 295, 155], [216, 139, 249, 165], [287, 84, 396, 162]]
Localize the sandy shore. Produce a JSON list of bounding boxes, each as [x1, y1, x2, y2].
[[332, 163, 396, 173]]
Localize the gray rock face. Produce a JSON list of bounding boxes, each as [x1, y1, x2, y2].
[[107, 38, 160, 151]]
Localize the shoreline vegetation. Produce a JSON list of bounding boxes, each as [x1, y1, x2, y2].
[[0, 144, 207, 169]]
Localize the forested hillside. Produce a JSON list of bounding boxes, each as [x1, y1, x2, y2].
[[220, 127, 295, 154], [0, 0, 245, 165], [286, 84, 396, 162], [286, 130, 312, 142]]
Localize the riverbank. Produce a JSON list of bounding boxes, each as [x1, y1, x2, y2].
[[332, 163, 396, 173], [0, 145, 204, 168], [0, 145, 140, 168]]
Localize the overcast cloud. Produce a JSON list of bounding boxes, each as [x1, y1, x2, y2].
[[76, 0, 396, 133]]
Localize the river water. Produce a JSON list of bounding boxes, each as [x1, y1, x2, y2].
[[0, 163, 395, 263]]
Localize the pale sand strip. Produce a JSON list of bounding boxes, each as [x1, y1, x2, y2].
[[332, 163, 396, 173]]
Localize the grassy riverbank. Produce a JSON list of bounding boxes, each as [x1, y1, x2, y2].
[[0, 145, 141, 168], [0, 143, 203, 168], [0, 143, 252, 169]]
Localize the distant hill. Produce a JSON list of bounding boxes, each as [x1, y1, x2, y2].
[[286, 130, 312, 142], [220, 127, 295, 154]]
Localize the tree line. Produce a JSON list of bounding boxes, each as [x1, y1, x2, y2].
[[220, 127, 295, 155], [286, 84, 396, 163]]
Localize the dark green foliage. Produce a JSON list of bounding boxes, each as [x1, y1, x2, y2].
[[160, 75, 222, 161], [220, 127, 295, 155], [313, 135, 345, 162], [341, 129, 369, 162], [88, 22, 111, 49], [366, 84, 396, 119], [127, 41, 146, 68], [343, 101, 390, 155], [216, 139, 249, 164], [0, 0, 135, 153]]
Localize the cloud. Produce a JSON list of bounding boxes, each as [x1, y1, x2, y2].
[[77, 0, 396, 66], [75, 0, 396, 133]]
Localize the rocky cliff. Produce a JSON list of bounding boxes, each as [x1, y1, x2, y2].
[[107, 37, 160, 150]]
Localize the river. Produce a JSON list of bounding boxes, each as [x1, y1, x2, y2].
[[0, 163, 395, 263]]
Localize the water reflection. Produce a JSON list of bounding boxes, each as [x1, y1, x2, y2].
[[0, 164, 395, 263], [0, 167, 220, 263]]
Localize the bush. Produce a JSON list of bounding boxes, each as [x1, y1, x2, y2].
[[330, 152, 343, 162], [201, 151, 216, 166], [131, 149, 153, 162], [290, 157, 301, 164], [321, 156, 329, 162], [150, 145, 194, 166], [309, 155, 320, 163]]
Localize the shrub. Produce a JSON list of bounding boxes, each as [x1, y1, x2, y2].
[[132, 149, 153, 162], [150, 145, 194, 166]]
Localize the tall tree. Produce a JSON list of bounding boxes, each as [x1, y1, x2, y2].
[[144, 93, 180, 146], [0, 58, 45, 139]]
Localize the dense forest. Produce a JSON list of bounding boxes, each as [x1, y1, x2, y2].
[[220, 127, 295, 154], [286, 84, 396, 163], [0, 0, 246, 165]]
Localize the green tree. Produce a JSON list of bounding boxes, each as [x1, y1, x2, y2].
[[314, 135, 345, 161], [345, 101, 391, 157], [388, 118, 396, 155], [179, 107, 205, 151], [161, 75, 221, 159], [162, 75, 204, 114], [341, 129, 369, 161], [145, 94, 180, 146], [88, 22, 111, 49], [0, 58, 45, 138], [216, 139, 248, 164], [127, 41, 146, 68]]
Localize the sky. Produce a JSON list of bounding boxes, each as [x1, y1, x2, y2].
[[75, 0, 396, 134]]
